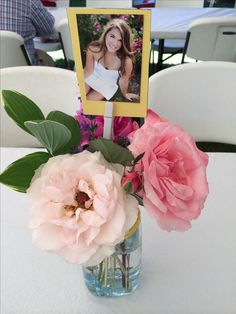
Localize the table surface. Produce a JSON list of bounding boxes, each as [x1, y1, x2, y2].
[[1, 148, 236, 314], [150, 7, 236, 39], [48, 6, 236, 39]]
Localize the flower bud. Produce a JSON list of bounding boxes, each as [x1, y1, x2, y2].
[[121, 171, 142, 194]]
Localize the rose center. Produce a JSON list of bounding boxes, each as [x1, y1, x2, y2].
[[75, 191, 91, 209]]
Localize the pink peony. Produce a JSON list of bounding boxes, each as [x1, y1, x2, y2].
[[27, 151, 138, 266], [128, 109, 209, 232]]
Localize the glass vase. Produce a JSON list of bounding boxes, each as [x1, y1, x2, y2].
[[82, 222, 142, 297]]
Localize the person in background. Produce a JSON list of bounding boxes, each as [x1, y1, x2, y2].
[[0, 0, 55, 65]]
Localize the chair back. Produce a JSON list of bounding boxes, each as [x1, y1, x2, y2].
[[1, 66, 80, 147], [0, 31, 31, 68], [148, 61, 236, 144], [56, 18, 74, 66], [182, 17, 236, 62]]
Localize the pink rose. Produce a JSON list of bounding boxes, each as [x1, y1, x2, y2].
[[27, 151, 138, 266], [113, 117, 139, 142], [122, 171, 142, 194], [128, 109, 209, 232]]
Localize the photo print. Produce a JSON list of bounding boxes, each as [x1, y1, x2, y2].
[[68, 8, 150, 117]]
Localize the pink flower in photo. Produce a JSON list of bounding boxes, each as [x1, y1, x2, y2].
[[132, 38, 143, 53], [95, 21, 102, 32], [117, 15, 129, 22], [128, 109, 209, 232], [27, 151, 138, 266]]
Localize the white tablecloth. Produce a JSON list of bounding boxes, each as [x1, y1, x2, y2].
[[1, 148, 236, 314], [48, 7, 236, 38]]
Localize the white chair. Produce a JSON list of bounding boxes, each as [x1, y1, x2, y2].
[[182, 17, 236, 63], [0, 31, 31, 68], [0, 66, 80, 147], [148, 61, 236, 144], [56, 18, 74, 69]]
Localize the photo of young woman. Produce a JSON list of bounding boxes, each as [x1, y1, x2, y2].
[[68, 8, 150, 117], [84, 19, 139, 102]]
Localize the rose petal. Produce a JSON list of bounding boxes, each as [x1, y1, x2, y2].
[[80, 210, 105, 227], [32, 223, 64, 250]]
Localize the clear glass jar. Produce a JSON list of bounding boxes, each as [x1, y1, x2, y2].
[[82, 222, 142, 297]]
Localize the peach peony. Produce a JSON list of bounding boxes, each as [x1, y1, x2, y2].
[[128, 110, 209, 232], [27, 151, 138, 266]]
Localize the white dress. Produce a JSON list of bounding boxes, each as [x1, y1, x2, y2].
[[85, 61, 119, 100]]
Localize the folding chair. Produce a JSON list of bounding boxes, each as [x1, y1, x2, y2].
[[1, 66, 80, 147], [148, 61, 236, 144], [181, 17, 236, 63], [0, 31, 31, 68]]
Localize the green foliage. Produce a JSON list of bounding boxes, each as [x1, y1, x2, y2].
[[0, 152, 50, 193], [1, 90, 45, 134], [130, 193, 144, 206], [123, 181, 133, 194], [24, 120, 71, 156], [46, 111, 82, 154], [1, 90, 82, 155], [134, 152, 145, 165], [0, 90, 83, 192], [88, 137, 134, 166], [0, 90, 139, 196]]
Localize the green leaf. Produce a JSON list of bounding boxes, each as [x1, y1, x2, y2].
[[88, 137, 134, 166], [130, 193, 143, 206], [123, 181, 133, 194], [24, 120, 71, 156], [1, 90, 45, 134], [0, 152, 50, 193], [134, 152, 145, 165], [46, 111, 81, 153]]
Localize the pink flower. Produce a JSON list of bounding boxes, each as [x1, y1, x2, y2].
[[95, 21, 101, 32], [27, 151, 138, 266], [122, 171, 142, 194], [114, 116, 139, 142], [117, 15, 129, 22], [75, 112, 103, 148], [128, 109, 209, 232], [132, 38, 143, 53], [75, 107, 139, 149]]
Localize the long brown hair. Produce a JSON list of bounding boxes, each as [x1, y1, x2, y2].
[[87, 18, 134, 75]]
